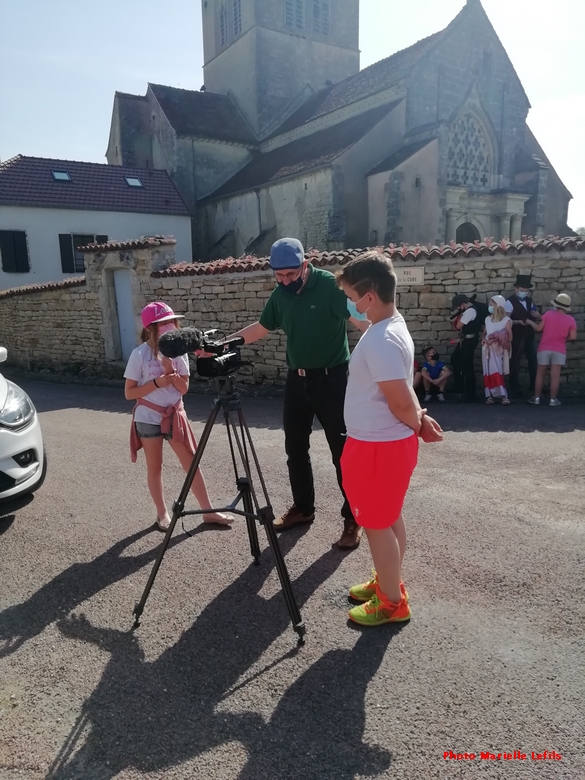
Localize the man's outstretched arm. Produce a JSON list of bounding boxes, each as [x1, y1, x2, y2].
[[226, 321, 270, 344]]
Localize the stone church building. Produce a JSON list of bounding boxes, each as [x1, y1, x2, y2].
[[107, 0, 573, 261]]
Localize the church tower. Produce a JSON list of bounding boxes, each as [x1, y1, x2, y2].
[[202, 0, 360, 136]]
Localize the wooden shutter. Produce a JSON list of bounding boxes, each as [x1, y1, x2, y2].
[[13, 232, 30, 272], [0, 231, 17, 272], [59, 234, 75, 272]]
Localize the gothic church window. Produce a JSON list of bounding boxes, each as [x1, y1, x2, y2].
[[220, 4, 228, 47], [233, 0, 241, 36], [447, 114, 491, 189]]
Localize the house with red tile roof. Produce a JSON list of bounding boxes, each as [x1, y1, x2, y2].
[[107, 0, 574, 262], [0, 156, 191, 290]]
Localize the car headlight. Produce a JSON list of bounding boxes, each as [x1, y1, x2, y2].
[[0, 381, 36, 429]]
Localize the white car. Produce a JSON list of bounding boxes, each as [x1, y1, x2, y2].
[[0, 347, 46, 501]]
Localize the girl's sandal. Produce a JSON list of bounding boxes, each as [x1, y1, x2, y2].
[[485, 397, 495, 405], [156, 513, 171, 532], [501, 397, 511, 405], [203, 512, 235, 526]]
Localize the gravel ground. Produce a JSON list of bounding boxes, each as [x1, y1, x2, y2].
[[0, 380, 584, 780]]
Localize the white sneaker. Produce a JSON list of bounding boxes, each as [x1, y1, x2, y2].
[[549, 398, 561, 407], [437, 393, 445, 402], [528, 396, 540, 405], [424, 393, 432, 402]]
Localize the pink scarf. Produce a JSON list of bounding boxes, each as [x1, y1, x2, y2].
[[130, 398, 197, 463]]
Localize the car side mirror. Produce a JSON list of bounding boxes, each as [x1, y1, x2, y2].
[[0, 347, 7, 363]]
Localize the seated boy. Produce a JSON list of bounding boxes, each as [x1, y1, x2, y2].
[[413, 359, 422, 393], [421, 346, 451, 402]]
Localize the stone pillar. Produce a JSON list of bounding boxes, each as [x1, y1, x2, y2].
[[499, 215, 512, 240], [446, 210, 457, 242], [510, 215, 522, 242]]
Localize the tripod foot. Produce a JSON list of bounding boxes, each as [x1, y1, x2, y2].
[[132, 603, 143, 630], [253, 556, 261, 566], [294, 622, 306, 646]]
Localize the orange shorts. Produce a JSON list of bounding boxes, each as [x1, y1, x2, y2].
[[341, 435, 419, 529]]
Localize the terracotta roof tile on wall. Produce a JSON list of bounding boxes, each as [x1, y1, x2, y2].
[[0, 156, 191, 216], [0, 276, 86, 299], [152, 237, 585, 277], [80, 236, 177, 253]]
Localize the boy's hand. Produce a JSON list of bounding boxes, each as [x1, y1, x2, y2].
[[419, 414, 444, 443]]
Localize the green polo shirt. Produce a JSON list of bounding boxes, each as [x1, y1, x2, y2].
[[259, 265, 350, 370]]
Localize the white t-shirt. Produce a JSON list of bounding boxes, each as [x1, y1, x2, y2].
[[124, 342, 190, 425], [344, 313, 415, 442], [459, 307, 477, 325], [485, 315, 511, 336]]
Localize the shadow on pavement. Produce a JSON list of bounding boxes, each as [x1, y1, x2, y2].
[[426, 400, 585, 434], [46, 539, 392, 780], [0, 527, 188, 658], [12, 377, 285, 431]]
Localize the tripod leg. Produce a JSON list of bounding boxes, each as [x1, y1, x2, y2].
[[241, 480, 261, 564], [261, 510, 306, 644], [133, 402, 221, 627]]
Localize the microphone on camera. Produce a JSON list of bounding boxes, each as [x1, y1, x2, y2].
[[158, 327, 204, 358]]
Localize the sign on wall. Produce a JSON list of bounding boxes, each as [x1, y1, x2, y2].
[[395, 267, 425, 286]]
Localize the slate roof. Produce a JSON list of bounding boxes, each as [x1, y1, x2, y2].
[[149, 84, 256, 145], [368, 138, 436, 176], [272, 30, 445, 136], [0, 156, 191, 216], [205, 102, 401, 200], [151, 237, 585, 277]]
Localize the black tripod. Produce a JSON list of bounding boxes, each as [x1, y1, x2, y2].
[[132, 374, 306, 644]]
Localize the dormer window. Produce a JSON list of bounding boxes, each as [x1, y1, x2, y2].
[[52, 170, 71, 181], [125, 176, 143, 187]]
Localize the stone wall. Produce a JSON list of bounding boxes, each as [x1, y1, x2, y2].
[[1, 237, 584, 396], [0, 279, 105, 373], [145, 244, 585, 393]]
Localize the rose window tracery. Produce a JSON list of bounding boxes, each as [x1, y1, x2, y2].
[[447, 114, 491, 189]]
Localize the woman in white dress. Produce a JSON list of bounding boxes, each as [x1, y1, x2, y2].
[[482, 294, 513, 405]]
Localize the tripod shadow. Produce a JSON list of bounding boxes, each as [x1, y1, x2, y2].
[[0, 527, 187, 658], [46, 538, 391, 780]]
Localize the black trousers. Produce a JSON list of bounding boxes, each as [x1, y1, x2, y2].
[[510, 334, 537, 392], [283, 364, 353, 522], [451, 336, 479, 400]]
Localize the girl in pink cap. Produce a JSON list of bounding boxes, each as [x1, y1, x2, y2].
[[124, 301, 233, 530]]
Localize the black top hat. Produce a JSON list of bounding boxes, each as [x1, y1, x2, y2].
[[514, 274, 533, 289]]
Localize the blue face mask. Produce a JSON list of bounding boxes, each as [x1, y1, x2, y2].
[[488, 305, 494, 314], [517, 291, 528, 300], [346, 298, 368, 321]]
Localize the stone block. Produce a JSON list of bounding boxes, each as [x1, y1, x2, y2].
[[419, 293, 449, 309]]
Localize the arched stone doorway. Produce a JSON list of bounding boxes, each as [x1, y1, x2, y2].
[[456, 222, 481, 244]]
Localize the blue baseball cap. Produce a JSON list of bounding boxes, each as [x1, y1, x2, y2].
[[269, 238, 305, 270]]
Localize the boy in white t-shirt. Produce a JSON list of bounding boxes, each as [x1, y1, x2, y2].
[[338, 253, 443, 626]]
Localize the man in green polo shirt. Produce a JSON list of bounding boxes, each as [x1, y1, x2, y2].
[[227, 237, 368, 549]]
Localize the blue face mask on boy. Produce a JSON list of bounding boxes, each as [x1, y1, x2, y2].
[[517, 291, 528, 300], [346, 298, 369, 321]]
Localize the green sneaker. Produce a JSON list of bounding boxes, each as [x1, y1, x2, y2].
[[348, 592, 411, 626], [349, 570, 409, 603]]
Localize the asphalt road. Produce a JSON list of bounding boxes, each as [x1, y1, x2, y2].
[[1, 380, 584, 780]]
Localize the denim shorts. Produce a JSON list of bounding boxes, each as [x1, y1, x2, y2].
[[135, 422, 172, 440], [537, 350, 566, 366]]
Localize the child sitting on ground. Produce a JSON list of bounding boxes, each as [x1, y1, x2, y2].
[[421, 346, 451, 402]]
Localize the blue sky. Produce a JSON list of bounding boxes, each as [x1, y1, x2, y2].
[[1, 0, 584, 228]]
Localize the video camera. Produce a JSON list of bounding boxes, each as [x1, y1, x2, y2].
[[158, 327, 246, 378]]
